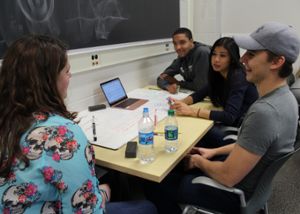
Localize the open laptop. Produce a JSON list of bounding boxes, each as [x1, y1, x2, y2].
[[100, 78, 148, 110]]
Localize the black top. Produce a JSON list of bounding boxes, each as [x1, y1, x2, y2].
[[191, 68, 258, 126], [157, 42, 211, 91]]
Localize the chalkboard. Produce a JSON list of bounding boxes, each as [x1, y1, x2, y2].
[[0, 0, 179, 58]]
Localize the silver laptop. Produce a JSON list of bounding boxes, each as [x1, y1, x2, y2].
[[100, 78, 148, 110]]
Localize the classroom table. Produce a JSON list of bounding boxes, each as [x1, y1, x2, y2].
[[92, 99, 214, 183]]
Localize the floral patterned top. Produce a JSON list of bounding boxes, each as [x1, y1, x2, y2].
[[0, 113, 103, 214]]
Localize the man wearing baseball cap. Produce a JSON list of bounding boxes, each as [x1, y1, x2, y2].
[[185, 22, 300, 212], [146, 22, 300, 214]]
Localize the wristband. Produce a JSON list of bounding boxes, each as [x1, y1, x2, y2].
[[99, 188, 109, 202]]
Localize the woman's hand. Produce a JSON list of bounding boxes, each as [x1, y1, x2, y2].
[[99, 183, 111, 208], [171, 100, 196, 116]]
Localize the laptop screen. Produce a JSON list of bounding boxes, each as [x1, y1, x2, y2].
[[100, 78, 127, 105]]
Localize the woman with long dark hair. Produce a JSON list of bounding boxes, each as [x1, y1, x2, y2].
[[171, 37, 258, 147], [0, 35, 157, 214]]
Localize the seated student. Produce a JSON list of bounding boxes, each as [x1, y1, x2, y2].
[[171, 37, 258, 147], [157, 27, 210, 93], [290, 69, 300, 105], [146, 22, 300, 214], [0, 35, 157, 214]]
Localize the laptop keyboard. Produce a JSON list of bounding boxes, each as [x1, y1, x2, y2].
[[115, 98, 139, 108]]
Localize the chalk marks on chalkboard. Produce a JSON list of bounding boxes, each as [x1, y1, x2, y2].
[[0, 0, 179, 58], [0, 0, 128, 47], [64, 0, 128, 44], [17, 0, 54, 22], [16, 0, 59, 36], [94, 0, 128, 39]]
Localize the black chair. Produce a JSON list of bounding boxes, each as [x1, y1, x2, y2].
[[182, 128, 300, 214], [220, 126, 239, 142], [290, 77, 300, 114]]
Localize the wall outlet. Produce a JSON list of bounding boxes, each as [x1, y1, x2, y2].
[[68, 39, 174, 74], [91, 53, 100, 66]]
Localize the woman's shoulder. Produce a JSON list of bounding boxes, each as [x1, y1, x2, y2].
[[33, 112, 73, 125], [30, 113, 80, 132], [30, 112, 85, 140], [229, 67, 245, 76], [228, 67, 248, 83], [22, 112, 86, 161]]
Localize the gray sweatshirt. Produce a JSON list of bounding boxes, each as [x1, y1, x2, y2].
[[157, 41, 210, 91]]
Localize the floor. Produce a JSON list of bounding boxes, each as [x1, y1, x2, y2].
[[268, 149, 300, 214]]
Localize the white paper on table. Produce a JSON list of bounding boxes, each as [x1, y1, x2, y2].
[[78, 88, 191, 150]]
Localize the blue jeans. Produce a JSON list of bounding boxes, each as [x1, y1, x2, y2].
[[105, 200, 157, 214]]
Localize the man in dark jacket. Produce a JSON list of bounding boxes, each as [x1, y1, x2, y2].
[[157, 27, 210, 93]]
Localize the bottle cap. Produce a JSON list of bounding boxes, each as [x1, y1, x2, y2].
[[168, 109, 175, 116]]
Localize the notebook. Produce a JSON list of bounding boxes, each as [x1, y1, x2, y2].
[[100, 78, 148, 110]]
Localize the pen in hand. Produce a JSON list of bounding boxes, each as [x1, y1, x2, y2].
[[154, 109, 157, 127], [167, 97, 175, 106], [92, 116, 97, 142]]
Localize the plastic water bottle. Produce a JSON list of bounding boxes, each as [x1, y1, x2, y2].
[[165, 109, 178, 153], [138, 107, 155, 164]]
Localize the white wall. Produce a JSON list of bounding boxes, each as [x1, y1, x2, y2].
[[66, 53, 175, 111], [192, 0, 221, 45], [220, 0, 300, 69], [68, 0, 300, 111]]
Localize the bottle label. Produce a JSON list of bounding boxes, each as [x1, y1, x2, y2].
[[165, 126, 178, 141], [139, 132, 154, 145]]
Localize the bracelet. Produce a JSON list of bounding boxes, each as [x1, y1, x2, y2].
[[197, 108, 201, 118], [99, 188, 109, 202]]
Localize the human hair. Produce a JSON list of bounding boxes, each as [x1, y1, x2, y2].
[[208, 37, 243, 106], [0, 35, 76, 178], [172, 27, 193, 40], [266, 50, 294, 78]]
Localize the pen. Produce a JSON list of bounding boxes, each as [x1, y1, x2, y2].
[[167, 97, 175, 106], [92, 116, 97, 142], [154, 109, 157, 127]]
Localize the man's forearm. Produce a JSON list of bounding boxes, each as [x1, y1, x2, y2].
[[194, 157, 233, 186], [178, 80, 197, 91], [157, 77, 169, 89], [193, 143, 258, 187], [214, 143, 235, 156], [193, 144, 235, 185], [163, 75, 179, 84]]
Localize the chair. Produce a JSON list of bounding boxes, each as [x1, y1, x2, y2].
[[290, 77, 300, 115], [220, 126, 239, 142], [182, 129, 300, 214]]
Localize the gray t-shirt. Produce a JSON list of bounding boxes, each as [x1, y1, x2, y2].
[[235, 85, 298, 198]]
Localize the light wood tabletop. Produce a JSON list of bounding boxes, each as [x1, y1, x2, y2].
[[93, 115, 213, 182], [91, 86, 218, 182]]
